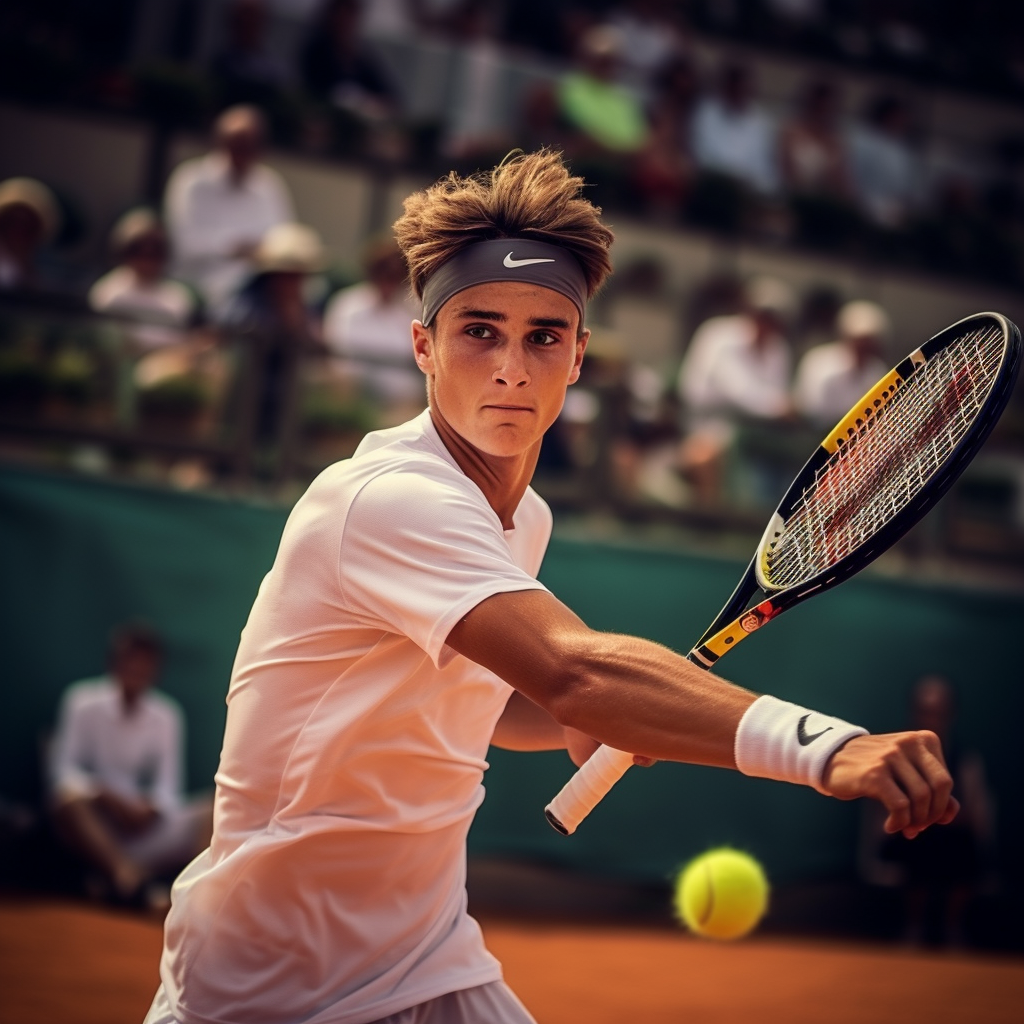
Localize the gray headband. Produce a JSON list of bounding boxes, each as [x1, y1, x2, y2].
[[420, 238, 588, 327]]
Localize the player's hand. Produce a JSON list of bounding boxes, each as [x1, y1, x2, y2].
[[821, 731, 960, 839], [564, 729, 656, 769], [561, 729, 655, 770], [98, 791, 159, 834], [564, 728, 601, 768]]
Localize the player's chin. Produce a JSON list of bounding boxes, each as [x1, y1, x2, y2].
[[475, 425, 545, 457]]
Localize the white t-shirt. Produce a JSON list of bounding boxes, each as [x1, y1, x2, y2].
[[51, 677, 184, 814], [322, 282, 424, 403], [794, 341, 889, 426], [89, 266, 197, 350], [159, 410, 552, 1024], [164, 153, 294, 317], [691, 98, 780, 195], [677, 314, 792, 433]]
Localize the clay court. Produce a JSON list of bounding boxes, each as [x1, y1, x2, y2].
[[3, 896, 1022, 1024]]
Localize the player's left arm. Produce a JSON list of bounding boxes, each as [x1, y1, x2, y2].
[[491, 690, 602, 768]]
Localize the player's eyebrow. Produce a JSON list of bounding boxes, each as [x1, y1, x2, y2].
[[452, 308, 507, 322], [529, 316, 572, 330], [451, 309, 573, 330]]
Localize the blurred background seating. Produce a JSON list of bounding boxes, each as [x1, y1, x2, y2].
[[0, 0, 1021, 563]]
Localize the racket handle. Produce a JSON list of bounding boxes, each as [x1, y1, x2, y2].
[[544, 744, 635, 835]]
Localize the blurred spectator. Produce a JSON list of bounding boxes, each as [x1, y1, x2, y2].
[[211, 0, 291, 108], [635, 55, 701, 219], [794, 299, 891, 426], [89, 208, 197, 342], [691, 62, 780, 196], [0, 177, 61, 292], [676, 276, 796, 505], [164, 105, 294, 320], [605, 0, 689, 96], [552, 25, 651, 158], [524, 24, 681, 212], [226, 222, 327, 463], [300, 0, 399, 125], [322, 237, 422, 421], [779, 78, 851, 198], [848, 93, 920, 229], [440, 1, 512, 161], [48, 623, 213, 908], [861, 675, 996, 948]]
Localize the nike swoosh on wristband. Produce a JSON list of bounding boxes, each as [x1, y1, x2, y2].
[[797, 714, 834, 746], [503, 252, 556, 268]]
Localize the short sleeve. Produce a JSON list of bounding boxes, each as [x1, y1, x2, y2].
[[340, 468, 548, 668]]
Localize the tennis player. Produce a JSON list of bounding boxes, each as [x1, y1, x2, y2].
[[144, 150, 958, 1024]]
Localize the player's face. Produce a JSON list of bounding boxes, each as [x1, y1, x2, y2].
[[412, 281, 588, 458]]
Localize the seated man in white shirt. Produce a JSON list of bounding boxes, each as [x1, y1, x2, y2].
[[676, 276, 796, 506], [794, 299, 891, 427], [322, 236, 424, 423], [691, 62, 780, 196], [49, 623, 212, 906], [144, 151, 959, 1024], [164, 104, 294, 320]]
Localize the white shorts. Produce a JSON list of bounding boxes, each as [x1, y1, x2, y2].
[[121, 798, 210, 875], [142, 980, 537, 1024]]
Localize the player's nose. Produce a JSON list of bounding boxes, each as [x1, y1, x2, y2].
[[492, 347, 530, 387]]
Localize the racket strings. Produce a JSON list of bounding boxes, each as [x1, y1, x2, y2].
[[766, 324, 1006, 587]]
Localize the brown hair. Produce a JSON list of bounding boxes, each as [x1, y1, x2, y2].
[[108, 621, 163, 664], [393, 149, 614, 303]]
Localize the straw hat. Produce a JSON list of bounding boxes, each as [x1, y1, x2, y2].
[[837, 300, 891, 340], [110, 207, 165, 255], [0, 177, 61, 242], [745, 276, 797, 322], [253, 223, 326, 274]]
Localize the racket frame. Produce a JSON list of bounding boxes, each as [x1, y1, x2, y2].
[[545, 311, 1020, 836], [688, 311, 1021, 669]]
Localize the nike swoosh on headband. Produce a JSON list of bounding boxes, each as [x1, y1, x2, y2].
[[504, 252, 556, 268]]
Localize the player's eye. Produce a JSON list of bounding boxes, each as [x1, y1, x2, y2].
[[529, 331, 559, 347], [466, 324, 496, 339]]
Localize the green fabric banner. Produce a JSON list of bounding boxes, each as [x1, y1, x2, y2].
[[2, 465, 1021, 885]]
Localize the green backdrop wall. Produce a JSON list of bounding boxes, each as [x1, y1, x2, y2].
[[2, 464, 1021, 886]]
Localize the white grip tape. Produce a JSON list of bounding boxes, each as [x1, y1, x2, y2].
[[544, 744, 635, 835]]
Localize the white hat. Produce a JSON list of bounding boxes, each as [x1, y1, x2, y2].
[[253, 223, 326, 274], [110, 207, 164, 254], [745, 276, 796, 320], [837, 300, 890, 340], [0, 177, 61, 242]]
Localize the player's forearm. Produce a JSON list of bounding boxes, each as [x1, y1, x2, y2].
[[450, 590, 757, 767], [543, 631, 756, 767]]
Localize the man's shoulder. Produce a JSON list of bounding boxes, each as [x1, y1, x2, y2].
[[249, 161, 290, 195], [303, 415, 466, 508], [166, 154, 214, 190], [60, 677, 117, 712]]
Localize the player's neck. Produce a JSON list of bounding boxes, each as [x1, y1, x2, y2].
[[428, 406, 539, 530]]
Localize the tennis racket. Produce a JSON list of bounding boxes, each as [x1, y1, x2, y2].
[[545, 310, 1021, 836]]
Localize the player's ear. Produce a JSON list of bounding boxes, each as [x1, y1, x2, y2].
[[412, 320, 434, 375], [568, 328, 590, 385]]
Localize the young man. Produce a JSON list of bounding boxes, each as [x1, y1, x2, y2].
[[145, 151, 957, 1024], [50, 623, 212, 908]]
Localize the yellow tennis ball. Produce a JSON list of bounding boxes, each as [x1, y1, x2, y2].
[[673, 847, 769, 940]]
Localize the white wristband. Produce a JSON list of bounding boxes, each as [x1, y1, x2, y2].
[[734, 694, 868, 794]]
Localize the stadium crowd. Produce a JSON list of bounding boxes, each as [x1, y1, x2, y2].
[[1, 0, 1023, 520]]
